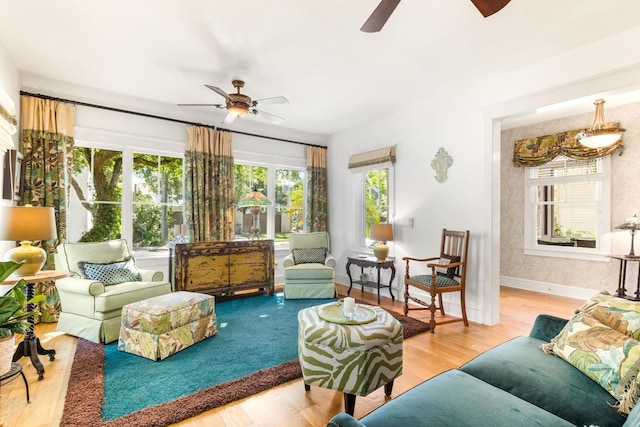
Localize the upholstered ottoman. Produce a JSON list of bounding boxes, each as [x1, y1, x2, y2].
[[298, 302, 403, 415], [118, 291, 217, 360]]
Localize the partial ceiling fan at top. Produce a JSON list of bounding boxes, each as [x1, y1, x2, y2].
[[360, 0, 512, 33], [178, 80, 289, 125]]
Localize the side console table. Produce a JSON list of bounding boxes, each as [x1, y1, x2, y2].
[[613, 255, 640, 301], [346, 256, 395, 304]]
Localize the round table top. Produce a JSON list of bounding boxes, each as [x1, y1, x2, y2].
[[2, 269, 68, 284]]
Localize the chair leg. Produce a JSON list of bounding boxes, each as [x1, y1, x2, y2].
[[460, 291, 469, 326], [403, 285, 409, 315], [438, 293, 445, 316], [429, 295, 437, 333], [344, 393, 356, 416]]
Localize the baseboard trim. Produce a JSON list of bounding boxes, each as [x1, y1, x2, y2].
[[501, 276, 597, 301]]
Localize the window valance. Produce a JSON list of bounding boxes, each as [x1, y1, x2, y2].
[[512, 126, 623, 168], [348, 146, 396, 170]]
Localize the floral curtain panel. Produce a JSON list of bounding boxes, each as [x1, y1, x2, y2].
[[513, 128, 623, 167], [20, 95, 76, 322], [185, 126, 234, 242], [306, 146, 328, 232]]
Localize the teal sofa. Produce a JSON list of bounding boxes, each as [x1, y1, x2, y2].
[[328, 314, 640, 427]]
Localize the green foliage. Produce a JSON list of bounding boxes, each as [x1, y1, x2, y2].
[[365, 168, 389, 237], [0, 261, 45, 339]]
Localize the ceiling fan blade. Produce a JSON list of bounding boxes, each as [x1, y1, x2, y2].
[[253, 96, 289, 106], [255, 109, 285, 125], [470, 0, 511, 17], [177, 103, 224, 107], [205, 84, 231, 100], [222, 111, 237, 124], [360, 0, 401, 33]]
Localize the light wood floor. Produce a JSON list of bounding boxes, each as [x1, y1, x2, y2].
[[0, 285, 584, 427]]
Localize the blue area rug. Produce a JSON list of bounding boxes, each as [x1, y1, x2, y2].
[[103, 293, 334, 419], [60, 293, 430, 426]]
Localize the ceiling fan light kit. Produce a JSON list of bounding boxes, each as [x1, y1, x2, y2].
[[179, 79, 288, 125], [576, 99, 625, 149]]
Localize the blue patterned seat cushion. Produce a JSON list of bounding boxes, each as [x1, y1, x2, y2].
[[409, 274, 458, 287], [78, 257, 142, 285], [292, 247, 327, 264]]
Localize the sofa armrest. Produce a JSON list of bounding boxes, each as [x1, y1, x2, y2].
[[55, 277, 105, 296], [327, 413, 366, 427], [528, 314, 568, 342], [137, 268, 163, 282], [325, 253, 336, 268], [283, 254, 295, 268]]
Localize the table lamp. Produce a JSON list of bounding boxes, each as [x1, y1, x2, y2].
[[370, 223, 393, 261], [616, 214, 640, 258], [237, 188, 272, 239], [0, 205, 57, 276]]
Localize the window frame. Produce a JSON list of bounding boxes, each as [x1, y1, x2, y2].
[[233, 157, 308, 250], [353, 162, 395, 254], [523, 155, 611, 261], [69, 138, 185, 255]]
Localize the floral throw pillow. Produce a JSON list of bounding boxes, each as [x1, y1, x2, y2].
[[542, 311, 640, 414], [78, 257, 141, 285], [579, 291, 640, 340]]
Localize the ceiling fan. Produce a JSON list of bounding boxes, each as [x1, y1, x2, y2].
[[178, 80, 289, 125], [361, 0, 511, 32]]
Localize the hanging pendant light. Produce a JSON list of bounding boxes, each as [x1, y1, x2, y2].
[[576, 99, 625, 149]]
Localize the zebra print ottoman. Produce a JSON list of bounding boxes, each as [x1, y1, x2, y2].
[[298, 302, 403, 415]]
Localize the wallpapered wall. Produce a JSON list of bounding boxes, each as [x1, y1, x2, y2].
[[501, 101, 640, 295]]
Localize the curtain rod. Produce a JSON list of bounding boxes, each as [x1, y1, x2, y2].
[[19, 91, 327, 149]]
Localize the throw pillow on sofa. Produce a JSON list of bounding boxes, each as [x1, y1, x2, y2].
[[578, 290, 640, 340], [78, 257, 142, 285], [542, 311, 640, 415]]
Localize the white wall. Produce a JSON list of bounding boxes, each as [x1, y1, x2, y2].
[[328, 26, 640, 326], [0, 42, 20, 254]]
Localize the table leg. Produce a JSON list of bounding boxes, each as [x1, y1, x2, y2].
[[346, 260, 354, 296], [636, 262, 640, 300], [12, 282, 55, 380], [388, 264, 396, 301], [376, 265, 382, 304]]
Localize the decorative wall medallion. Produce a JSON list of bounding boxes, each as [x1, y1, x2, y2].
[[431, 147, 453, 183]]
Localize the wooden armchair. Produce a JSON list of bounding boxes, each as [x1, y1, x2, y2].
[[402, 229, 470, 332]]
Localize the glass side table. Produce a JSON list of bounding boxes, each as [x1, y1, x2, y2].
[[0, 362, 30, 403]]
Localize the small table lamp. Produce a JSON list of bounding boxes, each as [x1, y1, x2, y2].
[[0, 205, 57, 276], [616, 214, 640, 258], [237, 188, 272, 239], [371, 223, 393, 261]]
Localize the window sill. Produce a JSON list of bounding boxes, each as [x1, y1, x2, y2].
[[524, 247, 610, 262]]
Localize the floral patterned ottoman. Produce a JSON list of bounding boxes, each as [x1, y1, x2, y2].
[[118, 291, 217, 360]]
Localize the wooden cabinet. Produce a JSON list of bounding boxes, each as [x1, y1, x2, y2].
[[174, 240, 274, 296]]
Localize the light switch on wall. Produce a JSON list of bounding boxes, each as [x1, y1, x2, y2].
[[408, 217, 414, 228]]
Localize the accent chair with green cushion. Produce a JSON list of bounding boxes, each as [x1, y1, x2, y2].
[[54, 239, 172, 344], [283, 232, 336, 299]]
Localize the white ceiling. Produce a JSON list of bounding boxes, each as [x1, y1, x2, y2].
[[2, 0, 640, 135]]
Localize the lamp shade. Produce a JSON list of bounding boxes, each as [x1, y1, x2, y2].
[[237, 189, 273, 207], [370, 223, 393, 242], [0, 206, 57, 276], [0, 206, 57, 241]]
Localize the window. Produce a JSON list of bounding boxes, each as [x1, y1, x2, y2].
[[524, 156, 610, 260], [68, 146, 184, 251], [353, 165, 393, 251], [234, 162, 306, 245]]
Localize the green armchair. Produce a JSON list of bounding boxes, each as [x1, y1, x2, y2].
[[54, 239, 171, 343], [283, 232, 336, 299]]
